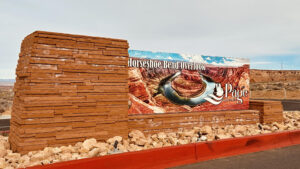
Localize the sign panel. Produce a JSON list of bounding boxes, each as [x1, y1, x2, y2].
[[128, 50, 250, 115]]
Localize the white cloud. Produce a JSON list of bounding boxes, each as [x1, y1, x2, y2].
[[167, 56, 173, 60], [181, 53, 206, 63]]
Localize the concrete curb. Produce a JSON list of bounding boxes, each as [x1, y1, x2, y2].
[[25, 130, 300, 169]]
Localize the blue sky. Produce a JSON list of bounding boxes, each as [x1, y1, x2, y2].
[[129, 50, 248, 67], [0, 0, 300, 78], [250, 54, 300, 70], [129, 50, 184, 61]]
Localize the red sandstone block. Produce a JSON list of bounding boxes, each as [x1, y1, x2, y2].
[[56, 43, 78, 49], [98, 73, 128, 79], [14, 117, 55, 125], [29, 58, 66, 65], [26, 68, 62, 74], [92, 79, 128, 83], [96, 42, 128, 47], [62, 112, 106, 117], [76, 102, 97, 107], [23, 102, 74, 108], [24, 105, 78, 111], [62, 68, 127, 74], [96, 101, 128, 106], [73, 53, 118, 60], [93, 86, 128, 93], [30, 53, 62, 59], [76, 42, 96, 50], [59, 64, 119, 70], [111, 41, 129, 46], [86, 94, 128, 101], [61, 92, 78, 97], [25, 84, 76, 90], [78, 49, 103, 55], [24, 126, 72, 134], [56, 75, 98, 81], [53, 115, 108, 123], [103, 50, 129, 56], [71, 122, 97, 128], [47, 138, 86, 146], [16, 72, 30, 77], [30, 64, 58, 70], [95, 42, 129, 49], [37, 33, 76, 40], [30, 72, 54, 78], [23, 96, 85, 102], [33, 43, 56, 50], [55, 109, 79, 114], [21, 89, 60, 95], [20, 110, 54, 119], [56, 129, 108, 140], [35, 132, 57, 138], [17, 144, 49, 152], [36, 37, 76, 47], [21, 122, 72, 129], [88, 82, 127, 87], [105, 47, 126, 51], [32, 48, 74, 56], [85, 59, 127, 66], [73, 53, 100, 59], [82, 55, 127, 61]]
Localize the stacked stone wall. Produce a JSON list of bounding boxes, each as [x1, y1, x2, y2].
[[10, 31, 129, 153]]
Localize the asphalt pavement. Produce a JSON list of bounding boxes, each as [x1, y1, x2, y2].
[[170, 144, 300, 169], [271, 99, 300, 111], [0, 118, 10, 131]]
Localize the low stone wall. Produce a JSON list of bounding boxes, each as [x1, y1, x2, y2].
[[250, 100, 284, 124], [1, 111, 299, 168], [129, 110, 260, 135]]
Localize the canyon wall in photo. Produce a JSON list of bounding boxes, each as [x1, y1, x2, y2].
[[128, 50, 250, 115]]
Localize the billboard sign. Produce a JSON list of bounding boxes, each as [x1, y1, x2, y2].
[[128, 50, 250, 115]]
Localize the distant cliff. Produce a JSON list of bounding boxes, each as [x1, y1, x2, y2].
[[250, 70, 300, 99], [251, 70, 300, 83]]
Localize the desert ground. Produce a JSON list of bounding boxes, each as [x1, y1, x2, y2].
[[0, 86, 13, 116]]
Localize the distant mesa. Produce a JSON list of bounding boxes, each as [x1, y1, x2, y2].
[[0, 79, 15, 86]]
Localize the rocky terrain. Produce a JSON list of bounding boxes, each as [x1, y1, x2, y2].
[[0, 86, 13, 116], [0, 111, 299, 169], [251, 70, 300, 99]]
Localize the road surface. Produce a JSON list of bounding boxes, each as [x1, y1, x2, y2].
[[272, 99, 300, 111], [0, 118, 10, 131], [171, 144, 300, 169]]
